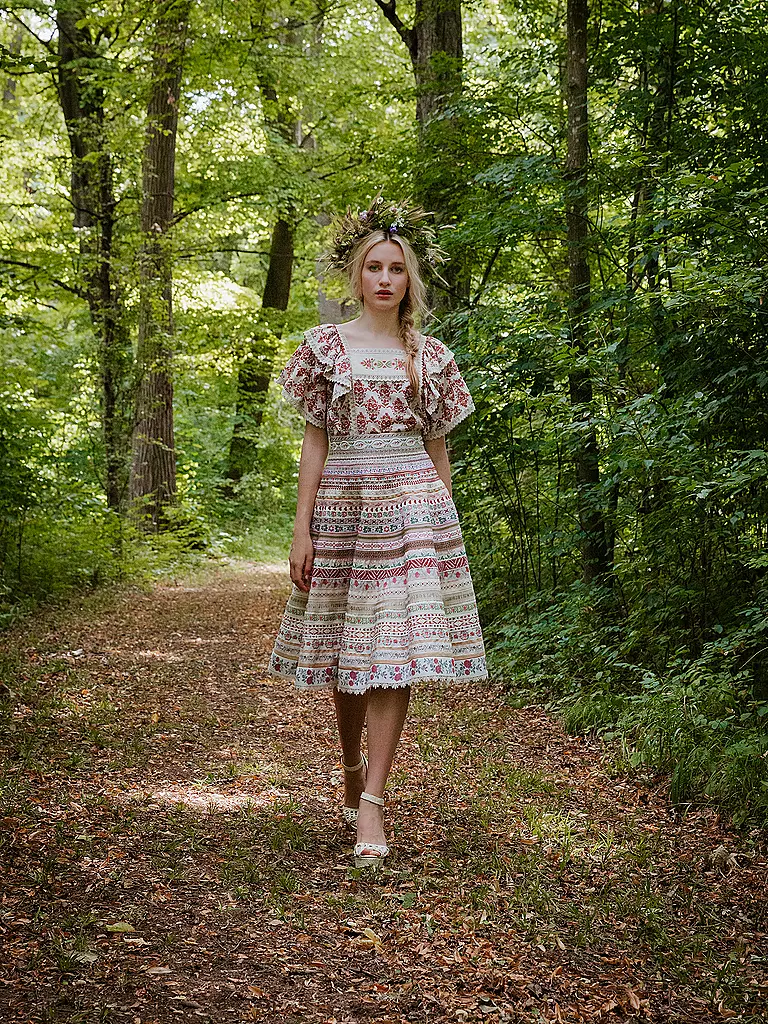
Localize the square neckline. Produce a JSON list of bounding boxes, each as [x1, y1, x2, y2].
[[332, 323, 424, 393], [333, 323, 423, 360]]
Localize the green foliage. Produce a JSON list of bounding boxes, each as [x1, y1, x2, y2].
[[490, 586, 768, 826], [439, 0, 768, 826]]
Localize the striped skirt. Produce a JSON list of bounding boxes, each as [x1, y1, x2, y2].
[[268, 432, 488, 695]]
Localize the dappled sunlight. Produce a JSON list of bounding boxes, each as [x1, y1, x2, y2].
[[114, 781, 288, 813], [133, 636, 240, 661], [134, 649, 188, 663]]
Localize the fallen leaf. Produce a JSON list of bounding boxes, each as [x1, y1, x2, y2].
[[625, 986, 641, 1010], [72, 951, 99, 964]]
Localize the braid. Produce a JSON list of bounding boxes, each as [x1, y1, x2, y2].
[[399, 293, 420, 396]]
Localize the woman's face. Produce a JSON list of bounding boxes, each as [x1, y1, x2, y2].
[[360, 240, 409, 311]]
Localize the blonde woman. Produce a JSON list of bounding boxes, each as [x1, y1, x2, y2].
[[268, 198, 487, 868]]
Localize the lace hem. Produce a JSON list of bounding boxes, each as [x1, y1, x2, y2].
[[267, 659, 489, 694], [422, 396, 476, 440]]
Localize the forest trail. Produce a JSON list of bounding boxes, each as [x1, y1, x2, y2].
[[1, 563, 766, 1024]]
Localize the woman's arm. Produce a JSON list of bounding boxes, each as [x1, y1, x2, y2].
[[424, 435, 452, 497], [290, 423, 329, 592]]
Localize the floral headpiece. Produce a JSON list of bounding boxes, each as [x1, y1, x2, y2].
[[324, 195, 447, 276]]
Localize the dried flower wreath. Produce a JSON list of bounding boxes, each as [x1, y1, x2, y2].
[[324, 194, 447, 276]]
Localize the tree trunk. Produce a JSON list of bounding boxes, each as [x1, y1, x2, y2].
[[224, 18, 309, 485], [564, 0, 610, 583], [226, 217, 295, 483], [56, 2, 132, 512], [375, 0, 465, 314], [129, 0, 191, 527], [375, 0, 462, 129], [642, 0, 680, 384]]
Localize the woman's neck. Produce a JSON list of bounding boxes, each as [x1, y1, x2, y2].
[[355, 307, 400, 340]]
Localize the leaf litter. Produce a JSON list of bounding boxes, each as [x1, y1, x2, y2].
[[0, 561, 766, 1022]]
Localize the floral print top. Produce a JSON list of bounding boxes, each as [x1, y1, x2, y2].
[[277, 323, 475, 440]]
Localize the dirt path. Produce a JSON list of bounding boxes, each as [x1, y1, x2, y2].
[[1, 563, 766, 1023]]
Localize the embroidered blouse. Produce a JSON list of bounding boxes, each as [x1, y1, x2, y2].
[[277, 323, 475, 440]]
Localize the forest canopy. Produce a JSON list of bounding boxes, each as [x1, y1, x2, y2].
[[1, 0, 767, 824]]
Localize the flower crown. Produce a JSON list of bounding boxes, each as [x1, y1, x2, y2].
[[324, 195, 447, 276]]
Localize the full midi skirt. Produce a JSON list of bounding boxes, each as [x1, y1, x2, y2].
[[268, 432, 488, 695]]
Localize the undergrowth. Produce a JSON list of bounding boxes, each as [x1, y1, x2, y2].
[[0, 497, 293, 630], [488, 584, 768, 828]]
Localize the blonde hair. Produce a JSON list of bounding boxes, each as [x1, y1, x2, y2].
[[346, 231, 427, 395]]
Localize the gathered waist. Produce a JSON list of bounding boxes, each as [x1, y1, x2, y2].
[[326, 432, 426, 460]]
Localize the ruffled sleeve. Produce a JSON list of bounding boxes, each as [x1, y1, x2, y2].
[[277, 338, 328, 429], [420, 336, 476, 440]]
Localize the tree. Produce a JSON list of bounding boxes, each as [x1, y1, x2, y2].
[[226, 216, 295, 483], [224, 19, 307, 485], [374, 0, 466, 312], [129, 0, 192, 526], [564, 0, 609, 583], [374, 0, 462, 129], [55, 2, 132, 511]]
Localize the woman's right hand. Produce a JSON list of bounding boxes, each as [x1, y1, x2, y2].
[[290, 532, 315, 593]]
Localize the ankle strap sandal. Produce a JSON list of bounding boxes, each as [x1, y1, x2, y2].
[[340, 753, 367, 830], [353, 792, 389, 868]]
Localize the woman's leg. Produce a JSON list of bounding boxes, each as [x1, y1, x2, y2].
[[333, 689, 368, 809], [356, 685, 411, 848]]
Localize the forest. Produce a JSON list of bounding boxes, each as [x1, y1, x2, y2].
[[1, 0, 767, 828]]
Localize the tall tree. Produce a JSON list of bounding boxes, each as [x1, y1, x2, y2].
[[55, 2, 132, 512], [564, 0, 609, 582], [130, 0, 191, 526], [374, 0, 466, 312], [224, 30, 304, 485], [374, 0, 462, 129]]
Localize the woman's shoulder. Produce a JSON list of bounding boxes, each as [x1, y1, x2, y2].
[[420, 333, 455, 373], [299, 323, 345, 366], [303, 322, 342, 346]]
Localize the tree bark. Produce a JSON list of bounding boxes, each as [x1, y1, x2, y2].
[[226, 216, 295, 483], [375, 0, 462, 128], [56, 2, 132, 512], [129, 0, 191, 526], [375, 0, 465, 314], [565, 0, 610, 583]]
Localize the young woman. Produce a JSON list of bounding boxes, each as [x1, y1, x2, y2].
[[268, 198, 488, 868]]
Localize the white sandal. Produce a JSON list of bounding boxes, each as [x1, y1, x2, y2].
[[354, 792, 389, 869], [340, 753, 367, 830]]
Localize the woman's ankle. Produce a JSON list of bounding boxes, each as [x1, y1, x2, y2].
[[341, 750, 364, 771]]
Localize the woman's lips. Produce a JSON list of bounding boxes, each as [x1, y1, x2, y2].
[[376, 290, 393, 297]]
